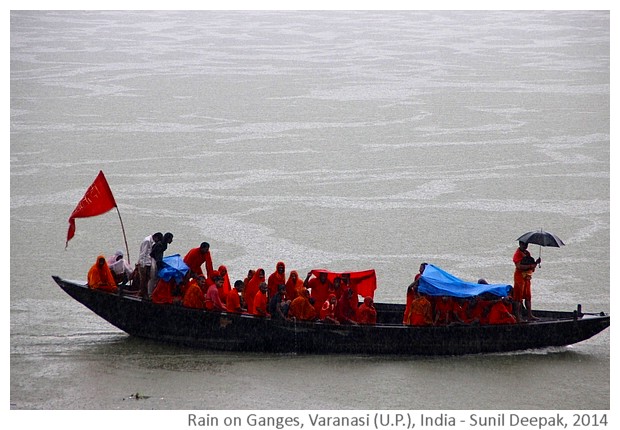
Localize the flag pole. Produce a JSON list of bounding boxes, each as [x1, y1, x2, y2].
[[115, 206, 131, 265]]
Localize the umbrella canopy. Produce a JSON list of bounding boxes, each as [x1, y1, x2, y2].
[[517, 230, 564, 248], [158, 254, 189, 283]]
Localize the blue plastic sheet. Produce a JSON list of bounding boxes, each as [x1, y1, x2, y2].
[[418, 264, 511, 298], [157, 254, 189, 283]]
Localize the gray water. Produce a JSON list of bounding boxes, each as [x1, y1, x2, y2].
[[10, 10, 609, 412]]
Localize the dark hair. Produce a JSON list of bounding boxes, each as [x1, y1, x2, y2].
[[164, 232, 174, 242], [200, 242, 210, 249], [153, 232, 163, 241]]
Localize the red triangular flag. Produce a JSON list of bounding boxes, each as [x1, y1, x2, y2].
[[66, 171, 117, 247]]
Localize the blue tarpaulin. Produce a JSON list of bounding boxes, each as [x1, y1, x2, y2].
[[157, 254, 189, 283], [418, 264, 511, 298]]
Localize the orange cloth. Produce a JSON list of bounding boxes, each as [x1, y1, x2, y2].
[[218, 265, 231, 303], [513, 248, 534, 302], [151, 279, 176, 304], [267, 261, 286, 299], [289, 294, 317, 321], [285, 270, 304, 301], [183, 247, 214, 278], [408, 296, 433, 326], [87, 255, 118, 293], [226, 287, 242, 313], [244, 268, 265, 314], [487, 300, 517, 325], [182, 280, 205, 309], [403, 286, 416, 324], [434, 297, 455, 325], [252, 290, 269, 316], [356, 297, 377, 324], [469, 299, 493, 325]]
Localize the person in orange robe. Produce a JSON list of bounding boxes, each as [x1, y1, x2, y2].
[[335, 288, 357, 324], [305, 271, 332, 314], [513, 241, 541, 322], [434, 296, 456, 326], [468, 296, 493, 325], [487, 298, 517, 325], [218, 265, 231, 304], [288, 289, 317, 321], [319, 294, 339, 324], [151, 278, 179, 304], [408, 294, 433, 326], [183, 242, 214, 279], [285, 270, 304, 301], [356, 296, 377, 325], [244, 268, 265, 314], [403, 283, 418, 324], [226, 280, 244, 313], [182, 275, 206, 309], [87, 255, 118, 293], [267, 261, 287, 299], [252, 282, 270, 317]]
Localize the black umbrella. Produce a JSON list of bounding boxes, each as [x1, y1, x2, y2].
[[517, 229, 565, 266]]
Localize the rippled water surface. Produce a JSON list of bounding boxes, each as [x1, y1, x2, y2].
[[10, 10, 609, 412]]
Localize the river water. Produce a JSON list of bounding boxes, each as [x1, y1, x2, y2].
[[9, 9, 610, 419]]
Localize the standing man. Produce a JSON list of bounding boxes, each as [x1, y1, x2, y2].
[[148, 232, 174, 297], [512, 241, 541, 322], [137, 232, 162, 299]]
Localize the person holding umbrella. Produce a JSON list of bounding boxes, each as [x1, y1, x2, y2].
[[512, 241, 541, 322]]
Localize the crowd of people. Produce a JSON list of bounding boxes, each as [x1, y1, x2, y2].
[[86, 235, 540, 327]]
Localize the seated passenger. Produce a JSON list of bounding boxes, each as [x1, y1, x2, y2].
[[403, 283, 417, 324], [335, 288, 358, 324], [468, 295, 494, 325], [305, 271, 332, 314], [356, 296, 377, 325], [226, 280, 245, 313], [252, 282, 270, 317], [487, 297, 517, 325], [205, 274, 226, 311], [244, 268, 265, 315], [87, 255, 118, 293], [151, 278, 181, 305], [218, 265, 231, 304], [433, 296, 456, 326], [288, 288, 318, 321], [406, 293, 433, 326], [107, 250, 134, 285], [182, 275, 206, 309], [268, 284, 290, 320], [319, 294, 339, 324]]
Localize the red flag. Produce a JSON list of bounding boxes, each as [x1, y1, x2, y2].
[[310, 268, 377, 299], [66, 171, 117, 247]]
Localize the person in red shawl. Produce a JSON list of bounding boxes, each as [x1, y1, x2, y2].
[[487, 297, 517, 325], [252, 282, 269, 317], [285, 270, 304, 301], [226, 280, 245, 313], [87, 255, 118, 293], [151, 277, 181, 305], [319, 294, 339, 324], [217, 265, 232, 304], [182, 275, 207, 309], [406, 293, 433, 326], [183, 242, 214, 279], [288, 288, 317, 321], [267, 261, 286, 299], [244, 268, 265, 314], [335, 288, 357, 324], [356, 296, 377, 324], [305, 271, 331, 314]]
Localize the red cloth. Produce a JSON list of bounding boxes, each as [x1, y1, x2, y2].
[[307, 275, 332, 314], [311, 269, 377, 299], [288, 294, 317, 321], [434, 297, 455, 325], [267, 261, 286, 299], [488, 301, 517, 325], [66, 171, 117, 247], [252, 290, 269, 316], [408, 296, 433, 326], [182, 280, 205, 309]]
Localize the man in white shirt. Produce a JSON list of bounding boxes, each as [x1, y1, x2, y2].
[[137, 232, 162, 299]]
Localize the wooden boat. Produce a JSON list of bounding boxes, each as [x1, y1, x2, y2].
[[52, 276, 609, 356]]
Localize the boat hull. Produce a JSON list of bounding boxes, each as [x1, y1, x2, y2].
[[52, 276, 610, 355]]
